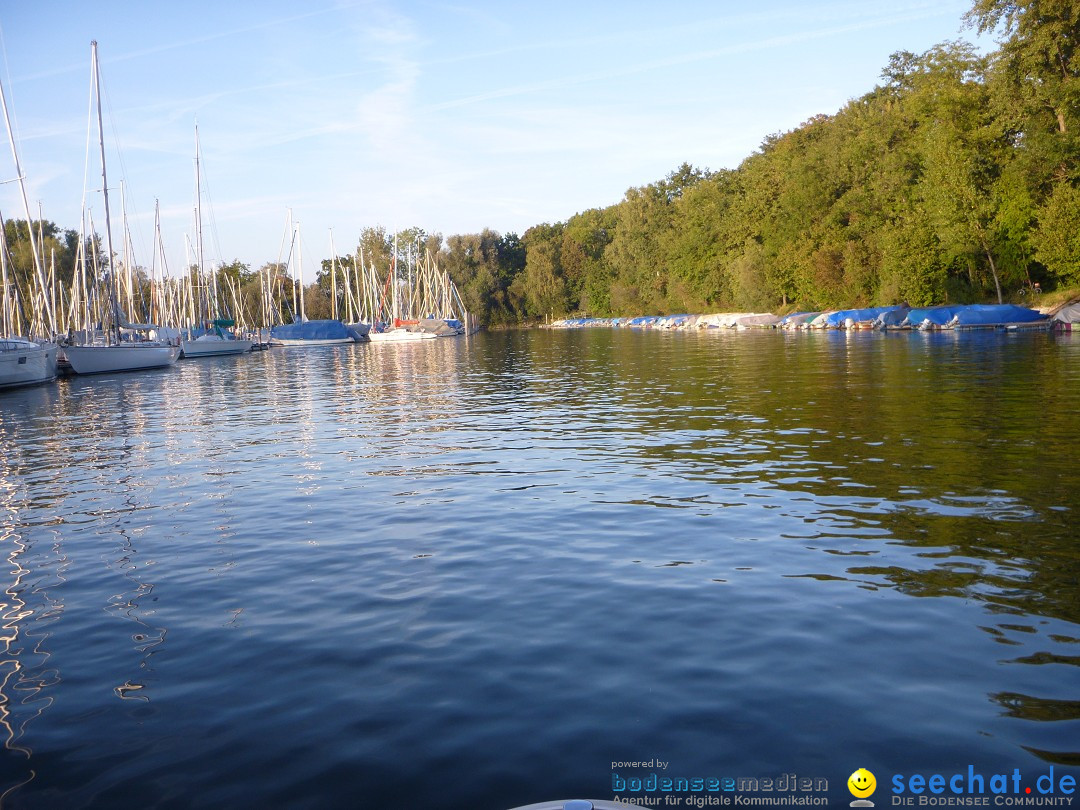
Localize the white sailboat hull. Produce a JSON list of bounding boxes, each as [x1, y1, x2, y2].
[[368, 329, 439, 342], [270, 337, 355, 346], [181, 337, 253, 357], [64, 343, 180, 374], [0, 339, 59, 389]]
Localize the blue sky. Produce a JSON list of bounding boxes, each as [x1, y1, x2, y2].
[[0, 1, 987, 282]]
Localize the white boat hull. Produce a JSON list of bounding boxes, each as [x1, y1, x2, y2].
[[181, 337, 254, 357], [368, 329, 439, 342], [64, 343, 181, 374], [270, 337, 355, 346], [0, 339, 59, 389]]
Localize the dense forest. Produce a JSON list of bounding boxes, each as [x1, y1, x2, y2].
[[3, 0, 1078, 330]]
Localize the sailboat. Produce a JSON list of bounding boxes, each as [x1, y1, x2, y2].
[[62, 41, 180, 375], [0, 335, 58, 389], [368, 237, 470, 342], [179, 123, 251, 358], [0, 59, 59, 389], [269, 220, 358, 346]]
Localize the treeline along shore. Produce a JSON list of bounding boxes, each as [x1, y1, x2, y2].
[[3, 0, 1078, 334]]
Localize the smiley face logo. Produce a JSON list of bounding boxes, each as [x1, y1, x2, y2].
[[848, 768, 877, 798]]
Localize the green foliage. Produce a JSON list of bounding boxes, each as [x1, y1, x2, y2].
[[218, 259, 254, 285], [3, 218, 86, 288], [355, 226, 394, 272], [1034, 183, 1080, 284], [520, 223, 568, 320], [440, 229, 518, 327]]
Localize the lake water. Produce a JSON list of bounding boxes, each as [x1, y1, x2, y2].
[[1, 328, 1078, 809]]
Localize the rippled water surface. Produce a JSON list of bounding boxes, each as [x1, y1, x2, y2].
[[2, 328, 1079, 809]]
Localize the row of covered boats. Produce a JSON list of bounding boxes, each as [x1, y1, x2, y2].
[[549, 302, 1080, 332]]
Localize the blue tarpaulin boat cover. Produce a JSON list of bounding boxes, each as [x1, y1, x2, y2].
[[904, 305, 968, 327], [820, 307, 896, 327], [876, 307, 911, 327], [948, 304, 1047, 326], [270, 320, 354, 341]]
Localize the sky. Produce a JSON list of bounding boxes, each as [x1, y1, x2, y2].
[[0, 0, 990, 283]]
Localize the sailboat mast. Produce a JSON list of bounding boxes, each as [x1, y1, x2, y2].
[[297, 222, 306, 322], [151, 198, 163, 325], [194, 121, 218, 321], [119, 180, 135, 322], [392, 232, 398, 324], [91, 41, 119, 343], [329, 228, 339, 322], [342, 248, 355, 324], [0, 221, 10, 336], [0, 65, 55, 335]]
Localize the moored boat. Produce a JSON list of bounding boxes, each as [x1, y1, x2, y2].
[[0, 338, 58, 389], [1052, 303, 1080, 331], [947, 304, 1049, 329], [178, 127, 254, 359], [734, 313, 782, 329], [62, 42, 181, 376], [64, 341, 179, 374], [903, 305, 968, 330], [180, 319, 253, 358], [181, 332, 254, 357], [270, 319, 357, 346], [778, 312, 818, 329], [0, 54, 58, 389]]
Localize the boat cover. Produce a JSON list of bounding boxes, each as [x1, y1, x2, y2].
[[696, 312, 758, 328], [778, 312, 817, 326], [735, 313, 782, 327], [415, 318, 461, 336], [270, 319, 353, 341], [876, 307, 911, 327], [1053, 303, 1080, 324], [904, 305, 968, 327], [821, 306, 898, 327], [947, 304, 1047, 326]]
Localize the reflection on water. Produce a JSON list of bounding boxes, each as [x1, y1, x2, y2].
[[0, 330, 1077, 807], [104, 474, 167, 702], [0, 424, 66, 799]]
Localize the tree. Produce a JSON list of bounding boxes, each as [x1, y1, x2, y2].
[[520, 223, 567, 320], [561, 208, 614, 314], [1034, 183, 1080, 284], [441, 230, 508, 328], [354, 226, 394, 274], [966, 0, 1079, 157], [912, 43, 1015, 302], [967, 0, 1080, 291]]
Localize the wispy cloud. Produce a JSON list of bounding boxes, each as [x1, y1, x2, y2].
[[4, 1, 377, 83], [430, 4, 959, 111]]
